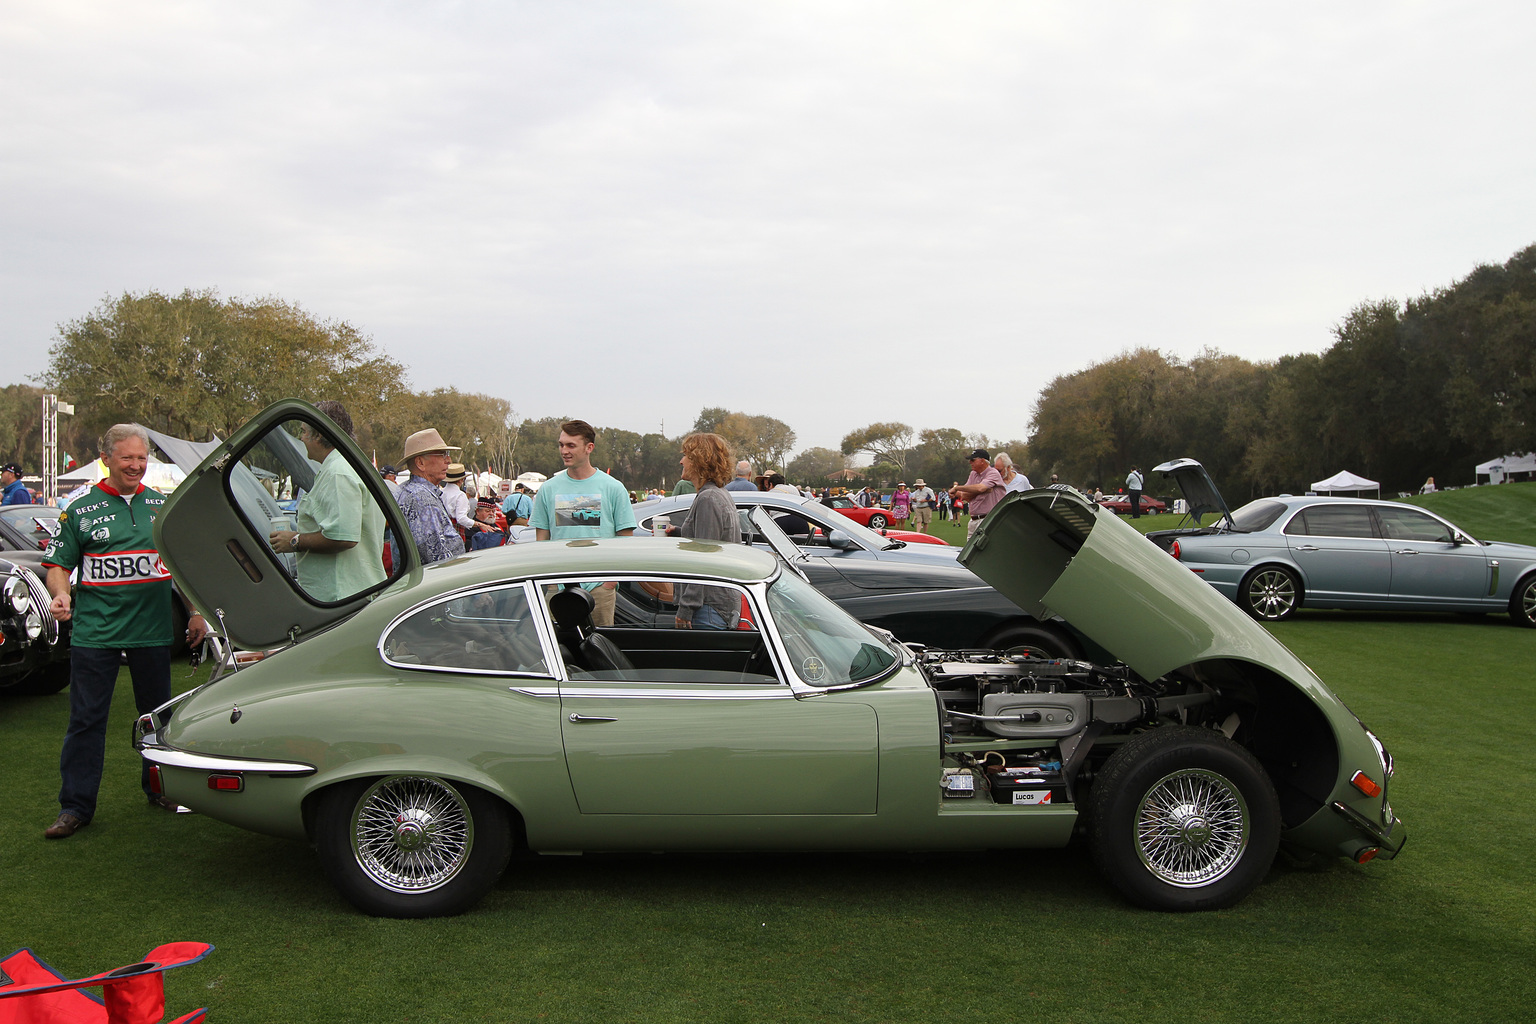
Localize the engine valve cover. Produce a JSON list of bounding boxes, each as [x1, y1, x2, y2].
[[978, 692, 1089, 738]]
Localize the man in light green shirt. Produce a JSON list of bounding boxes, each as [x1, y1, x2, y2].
[[269, 402, 385, 603]]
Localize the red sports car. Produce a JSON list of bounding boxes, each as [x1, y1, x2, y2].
[[1097, 494, 1167, 515], [821, 496, 949, 544]]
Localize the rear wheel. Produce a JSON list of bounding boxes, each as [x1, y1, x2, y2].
[[1510, 575, 1536, 628], [867, 513, 888, 530], [315, 775, 512, 918], [1088, 726, 1280, 911], [1240, 566, 1299, 621]]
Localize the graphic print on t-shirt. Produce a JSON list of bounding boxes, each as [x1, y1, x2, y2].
[[554, 491, 604, 529]]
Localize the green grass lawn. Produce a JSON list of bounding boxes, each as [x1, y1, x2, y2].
[[7, 613, 1534, 1023]]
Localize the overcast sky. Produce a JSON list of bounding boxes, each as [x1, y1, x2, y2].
[[4, 1, 1533, 458]]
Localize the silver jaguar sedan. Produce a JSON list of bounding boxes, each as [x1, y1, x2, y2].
[[1147, 459, 1536, 624]]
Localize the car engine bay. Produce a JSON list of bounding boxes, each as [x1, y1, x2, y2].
[[918, 649, 1229, 806]]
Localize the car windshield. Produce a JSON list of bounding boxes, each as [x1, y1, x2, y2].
[[1227, 499, 1288, 533], [764, 570, 899, 687]]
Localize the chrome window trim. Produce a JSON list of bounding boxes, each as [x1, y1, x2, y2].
[[558, 684, 793, 700], [377, 578, 559, 679]]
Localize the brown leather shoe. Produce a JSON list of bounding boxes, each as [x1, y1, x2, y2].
[[44, 812, 88, 839], [148, 796, 184, 813]]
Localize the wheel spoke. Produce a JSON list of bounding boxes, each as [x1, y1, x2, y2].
[[351, 777, 474, 893], [1134, 769, 1249, 887]]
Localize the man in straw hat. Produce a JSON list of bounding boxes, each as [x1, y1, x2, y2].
[[394, 428, 466, 564]]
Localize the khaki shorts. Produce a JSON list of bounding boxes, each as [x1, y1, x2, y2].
[[591, 582, 617, 627], [913, 506, 933, 526]]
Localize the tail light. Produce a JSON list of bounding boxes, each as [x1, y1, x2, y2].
[[1169, 540, 1182, 560]]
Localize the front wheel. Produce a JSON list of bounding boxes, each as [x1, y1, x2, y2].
[[867, 513, 888, 530], [1240, 566, 1299, 621], [1087, 726, 1280, 911], [1510, 575, 1536, 628], [315, 775, 512, 918], [7, 660, 71, 696], [985, 623, 1080, 660]]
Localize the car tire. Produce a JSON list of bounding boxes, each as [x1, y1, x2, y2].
[[7, 660, 71, 696], [1239, 566, 1299, 622], [315, 775, 512, 918], [1510, 574, 1536, 628], [1087, 726, 1281, 911], [867, 514, 888, 530], [984, 622, 1081, 660]]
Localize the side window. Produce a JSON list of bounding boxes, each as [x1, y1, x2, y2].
[[1287, 505, 1377, 539], [610, 580, 759, 632], [1376, 506, 1454, 542], [235, 416, 399, 605], [382, 584, 550, 675]]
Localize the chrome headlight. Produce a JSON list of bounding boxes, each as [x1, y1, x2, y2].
[[5, 575, 30, 616], [24, 608, 43, 641]]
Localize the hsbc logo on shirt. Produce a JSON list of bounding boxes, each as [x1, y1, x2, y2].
[[81, 550, 171, 586]]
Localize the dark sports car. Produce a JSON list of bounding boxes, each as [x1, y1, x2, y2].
[[633, 491, 1088, 658], [0, 557, 69, 695]]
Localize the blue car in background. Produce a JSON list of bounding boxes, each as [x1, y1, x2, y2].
[[1147, 458, 1536, 625]]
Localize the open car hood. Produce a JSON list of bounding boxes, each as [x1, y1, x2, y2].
[[155, 400, 417, 650], [1152, 457, 1234, 527], [958, 488, 1298, 681]]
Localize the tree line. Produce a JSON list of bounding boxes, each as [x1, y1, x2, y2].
[[11, 245, 1534, 496], [1027, 244, 1536, 500]]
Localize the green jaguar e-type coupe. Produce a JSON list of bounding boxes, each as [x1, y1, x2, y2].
[[135, 401, 1405, 917]]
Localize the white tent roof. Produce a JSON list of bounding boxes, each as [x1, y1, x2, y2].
[[1312, 470, 1380, 495], [1476, 452, 1536, 475]]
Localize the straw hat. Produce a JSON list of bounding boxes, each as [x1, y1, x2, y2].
[[401, 428, 461, 462], [446, 463, 466, 481]]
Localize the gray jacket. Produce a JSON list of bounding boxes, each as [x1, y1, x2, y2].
[[677, 483, 742, 625]]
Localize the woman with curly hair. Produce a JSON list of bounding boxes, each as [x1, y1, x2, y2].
[[659, 432, 741, 629]]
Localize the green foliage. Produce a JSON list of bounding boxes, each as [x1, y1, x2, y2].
[[784, 446, 848, 484], [43, 289, 409, 457], [1030, 244, 1536, 497], [0, 383, 44, 470], [841, 422, 915, 476]]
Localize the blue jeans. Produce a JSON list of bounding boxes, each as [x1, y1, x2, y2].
[[58, 646, 171, 820], [690, 603, 730, 630]]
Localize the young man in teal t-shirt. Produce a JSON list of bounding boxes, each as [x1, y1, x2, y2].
[[530, 419, 636, 625]]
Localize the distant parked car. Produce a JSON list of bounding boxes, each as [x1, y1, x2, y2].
[[1148, 458, 1536, 624], [1097, 494, 1167, 515], [822, 494, 897, 530], [818, 496, 946, 544]]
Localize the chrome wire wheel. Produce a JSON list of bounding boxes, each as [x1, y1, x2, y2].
[[1134, 768, 1249, 887], [351, 776, 474, 894], [1245, 568, 1297, 620]]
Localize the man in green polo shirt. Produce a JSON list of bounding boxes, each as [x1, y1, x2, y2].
[[42, 424, 207, 838], [267, 401, 385, 604]]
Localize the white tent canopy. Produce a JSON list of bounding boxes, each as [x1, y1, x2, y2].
[[1311, 470, 1380, 497], [1476, 451, 1536, 484]]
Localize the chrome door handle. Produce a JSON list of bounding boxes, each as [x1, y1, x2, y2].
[[568, 713, 617, 723], [1394, 549, 1418, 556], [1294, 544, 1319, 552]]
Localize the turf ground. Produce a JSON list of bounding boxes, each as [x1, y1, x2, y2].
[[7, 485, 1535, 1022]]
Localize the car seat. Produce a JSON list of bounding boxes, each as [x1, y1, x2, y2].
[[547, 587, 634, 674]]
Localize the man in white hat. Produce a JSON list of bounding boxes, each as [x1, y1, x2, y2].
[[909, 478, 936, 534], [394, 428, 466, 563]]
